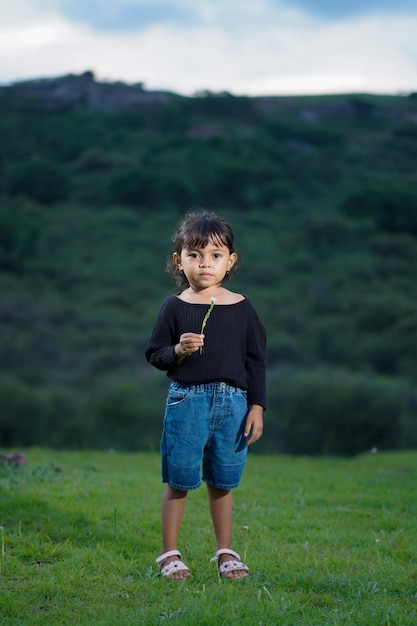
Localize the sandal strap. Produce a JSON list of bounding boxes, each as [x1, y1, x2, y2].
[[213, 548, 241, 561], [156, 549, 181, 565]]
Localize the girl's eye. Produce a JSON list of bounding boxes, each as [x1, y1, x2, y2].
[[213, 253, 222, 259]]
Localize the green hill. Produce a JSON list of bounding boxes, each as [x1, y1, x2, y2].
[[1, 74, 417, 454]]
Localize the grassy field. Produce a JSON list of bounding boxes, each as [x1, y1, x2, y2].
[[0, 448, 416, 625]]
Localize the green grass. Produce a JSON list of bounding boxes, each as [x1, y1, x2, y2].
[[0, 449, 416, 625]]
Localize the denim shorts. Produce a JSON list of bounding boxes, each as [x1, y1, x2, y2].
[[160, 381, 249, 491]]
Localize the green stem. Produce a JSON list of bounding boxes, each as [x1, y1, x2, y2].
[[200, 300, 216, 354], [200, 300, 216, 334], [1, 526, 4, 562]]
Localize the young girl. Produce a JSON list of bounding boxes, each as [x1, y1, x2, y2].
[[145, 209, 266, 580]]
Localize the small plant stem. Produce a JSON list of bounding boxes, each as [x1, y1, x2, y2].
[[243, 525, 249, 562], [0, 526, 4, 574], [113, 508, 118, 537], [263, 585, 276, 604], [200, 299, 216, 354]]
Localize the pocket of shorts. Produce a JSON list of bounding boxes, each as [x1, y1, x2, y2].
[[166, 386, 191, 407]]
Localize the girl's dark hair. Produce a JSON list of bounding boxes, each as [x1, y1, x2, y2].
[[167, 209, 239, 290]]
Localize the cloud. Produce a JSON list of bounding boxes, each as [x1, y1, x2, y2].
[[55, 0, 288, 34], [280, 0, 417, 20], [52, 0, 417, 33], [1, 0, 417, 96], [59, 0, 197, 32]]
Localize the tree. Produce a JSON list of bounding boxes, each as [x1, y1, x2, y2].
[[8, 158, 70, 204]]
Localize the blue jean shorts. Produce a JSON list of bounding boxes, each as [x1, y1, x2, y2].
[[160, 381, 249, 491]]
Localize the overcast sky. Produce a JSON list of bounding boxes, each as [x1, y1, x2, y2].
[[1, 0, 417, 96]]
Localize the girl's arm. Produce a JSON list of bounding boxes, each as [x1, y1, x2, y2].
[[145, 298, 178, 370], [245, 302, 267, 410], [145, 297, 203, 369]]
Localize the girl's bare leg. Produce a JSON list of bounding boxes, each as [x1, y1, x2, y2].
[[207, 484, 247, 578], [160, 484, 190, 579]]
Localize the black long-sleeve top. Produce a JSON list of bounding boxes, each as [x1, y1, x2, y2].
[[145, 295, 266, 409]]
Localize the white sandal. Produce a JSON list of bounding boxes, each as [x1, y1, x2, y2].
[[212, 549, 249, 578], [156, 549, 191, 579]]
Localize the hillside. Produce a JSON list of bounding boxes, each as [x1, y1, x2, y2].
[[1, 74, 417, 454]]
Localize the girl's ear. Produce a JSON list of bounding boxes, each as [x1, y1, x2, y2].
[[173, 252, 182, 270], [228, 252, 238, 270]]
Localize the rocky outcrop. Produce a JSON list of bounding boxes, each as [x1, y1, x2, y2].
[[0, 452, 27, 467], [0, 71, 174, 111]]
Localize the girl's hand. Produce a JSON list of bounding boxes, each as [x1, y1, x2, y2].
[[175, 332, 204, 360], [244, 405, 264, 445]]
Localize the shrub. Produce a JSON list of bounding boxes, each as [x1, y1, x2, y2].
[[107, 167, 195, 209], [0, 378, 76, 447], [342, 185, 417, 236], [85, 373, 167, 451], [7, 158, 70, 204], [266, 368, 416, 456]]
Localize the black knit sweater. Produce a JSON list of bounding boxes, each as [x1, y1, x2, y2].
[[145, 295, 266, 409]]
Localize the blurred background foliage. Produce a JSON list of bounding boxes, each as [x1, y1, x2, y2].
[[1, 85, 416, 455]]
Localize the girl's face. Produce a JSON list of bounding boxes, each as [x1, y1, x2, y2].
[[174, 240, 237, 290]]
